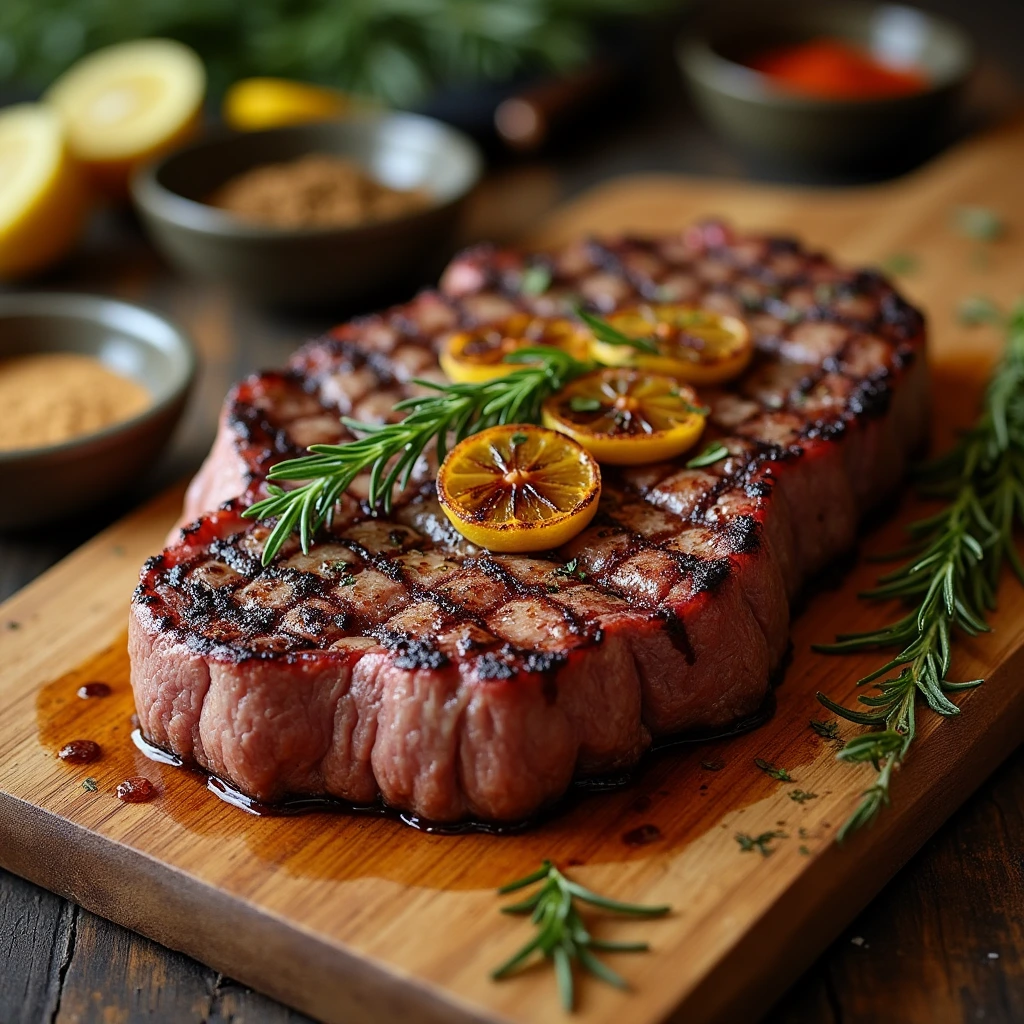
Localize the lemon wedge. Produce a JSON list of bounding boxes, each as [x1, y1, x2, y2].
[[0, 104, 88, 279], [437, 425, 600, 552], [223, 78, 351, 132], [46, 38, 205, 197]]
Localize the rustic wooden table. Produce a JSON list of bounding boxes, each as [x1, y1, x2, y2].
[[2, 29, 1023, 1019]]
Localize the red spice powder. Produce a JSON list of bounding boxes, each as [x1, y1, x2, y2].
[[747, 37, 927, 100]]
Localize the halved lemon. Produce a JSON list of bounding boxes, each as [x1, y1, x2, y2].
[[542, 368, 707, 465], [46, 39, 205, 198], [440, 313, 591, 384], [588, 305, 753, 385], [437, 424, 600, 552], [0, 104, 89, 279], [223, 78, 352, 132]]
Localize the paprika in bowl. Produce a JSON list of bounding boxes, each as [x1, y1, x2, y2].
[[678, 1, 973, 174]]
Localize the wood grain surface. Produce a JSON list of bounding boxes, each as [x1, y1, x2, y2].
[[2, 119, 1024, 1024]]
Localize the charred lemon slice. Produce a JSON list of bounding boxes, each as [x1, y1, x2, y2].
[[542, 368, 707, 465], [46, 38, 205, 197], [437, 424, 600, 552], [588, 304, 753, 385], [440, 313, 590, 384]]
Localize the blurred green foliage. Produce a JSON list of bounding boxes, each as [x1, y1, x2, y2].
[[0, 0, 670, 104]]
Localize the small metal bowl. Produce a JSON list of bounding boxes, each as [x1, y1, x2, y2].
[[678, 1, 974, 174], [131, 113, 483, 307], [0, 293, 195, 529]]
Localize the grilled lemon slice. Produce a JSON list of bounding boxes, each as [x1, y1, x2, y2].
[[0, 104, 88, 279], [440, 313, 590, 384], [437, 424, 600, 552], [588, 305, 753, 385], [46, 38, 205, 197], [542, 368, 707, 465]]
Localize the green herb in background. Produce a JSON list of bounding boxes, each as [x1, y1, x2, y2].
[[953, 205, 1005, 243], [879, 253, 920, 276], [492, 860, 669, 1011], [0, 0, 671, 104], [957, 295, 1003, 327], [817, 303, 1024, 841]]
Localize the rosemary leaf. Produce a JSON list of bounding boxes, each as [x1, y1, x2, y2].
[[686, 441, 729, 469], [575, 306, 660, 354]]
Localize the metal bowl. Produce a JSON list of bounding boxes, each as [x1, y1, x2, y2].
[[0, 293, 195, 529], [678, 1, 974, 174], [131, 113, 483, 306]]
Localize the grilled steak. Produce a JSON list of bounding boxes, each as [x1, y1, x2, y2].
[[130, 222, 929, 823]]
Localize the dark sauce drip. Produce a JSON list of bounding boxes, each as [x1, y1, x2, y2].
[[58, 739, 101, 764], [116, 777, 157, 803], [77, 682, 111, 699]]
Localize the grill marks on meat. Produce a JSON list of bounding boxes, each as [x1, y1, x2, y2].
[[132, 221, 929, 822]]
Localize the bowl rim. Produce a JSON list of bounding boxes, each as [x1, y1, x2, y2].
[[679, 0, 975, 111], [130, 110, 484, 241], [0, 291, 197, 465]]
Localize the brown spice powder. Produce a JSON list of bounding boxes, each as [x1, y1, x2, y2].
[[209, 154, 431, 229]]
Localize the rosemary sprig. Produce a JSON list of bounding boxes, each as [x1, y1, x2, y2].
[[243, 347, 587, 564], [492, 860, 669, 1011], [817, 303, 1024, 840], [244, 309, 665, 565]]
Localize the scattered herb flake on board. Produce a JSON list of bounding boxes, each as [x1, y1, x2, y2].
[[687, 441, 729, 469], [958, 295, 1003, 326], [789, 789, 818, 804], [809, 718, 843, 747], [701, 759, 725, 771], [799, 845, 811, 856], [736, 830, 787, 857], [4, 621, 20, 630], [491, 860, 669, 1011], [953, 205, 1005, 242], [82, 778, 98, 792], [879, 252, 919, 276], [520, 264, 552, 297], [755, 758, 793, 782]]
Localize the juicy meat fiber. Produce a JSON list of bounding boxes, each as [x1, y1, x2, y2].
[[130, 222, 929, 823]]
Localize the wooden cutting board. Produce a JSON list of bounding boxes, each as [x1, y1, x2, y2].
[[3, 118, 1024, 1024]]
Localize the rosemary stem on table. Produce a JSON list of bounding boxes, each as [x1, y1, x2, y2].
[[817, 303, 1024, 841]]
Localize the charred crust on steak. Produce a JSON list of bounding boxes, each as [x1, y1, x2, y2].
[[133, 225, 928, 685]]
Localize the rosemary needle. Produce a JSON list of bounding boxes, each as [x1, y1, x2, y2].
[[492, 860, 669, 1011], [817, 302, 1024, 841]]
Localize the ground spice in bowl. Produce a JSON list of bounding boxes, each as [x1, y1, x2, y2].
[[208, 153, 432, 230], [0, 352, 150, 452]]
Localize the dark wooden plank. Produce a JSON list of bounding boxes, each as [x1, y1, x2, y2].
[[0, 870, 75, 1024], [767, 743, 1024, 1024]]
